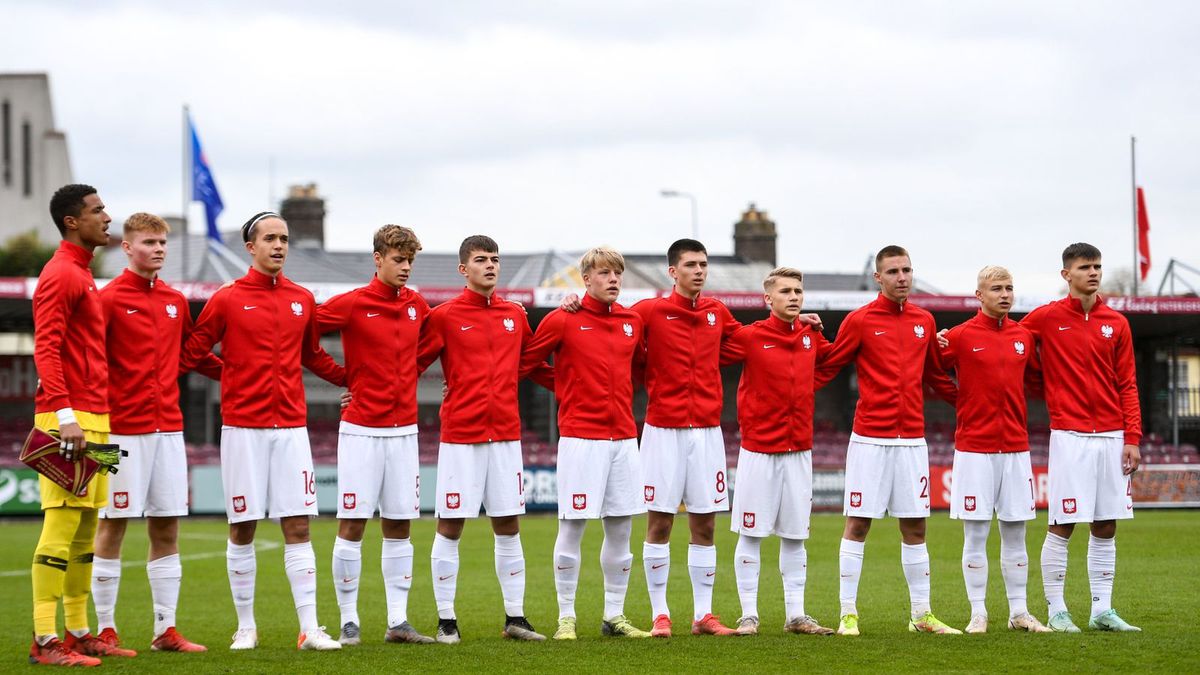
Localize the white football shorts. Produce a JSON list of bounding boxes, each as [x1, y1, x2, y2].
[[219, 426, 317, 523], [729, 448, 812, 539], [843, 436, 930, 519], [949, 450, 1037, 522], [101, 432, 189, 519], [1047, 430, 1132, 525], [556, 436, 645, 520], [435, 440, 527, 519], [640, 423, 729, 514], [336, 432, 420, 520]]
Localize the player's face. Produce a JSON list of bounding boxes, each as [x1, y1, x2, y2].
[[375, 247, 414, 289], [765, 276, 804, 322], [123, 230, 167, 275], [976, 277, 1013, 319], [67, 193, 112, 247], [583, 266, 622, 304], [459, 249, 500, 293], [874, 254, 913, 303], [245, 218, 288, 275], [1061, 257, 1102, 296], [669, 250, 708, 297]]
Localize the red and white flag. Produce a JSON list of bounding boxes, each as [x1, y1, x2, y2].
[[1137, 187, 1151, 281]]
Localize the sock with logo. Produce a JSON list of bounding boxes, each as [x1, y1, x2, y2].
[[494, 533, 526, 617], [226, 540, 257, 630], [734, 535, 761, 619], [600, 517, 634, 621], [553, 518, 586, 619], [779, 538, 808, 621], [998, 520, 1029, 618], [62, 509, 97, 635], [33, 507, 80, 637], [431, 533, 460, 620], [643, 542, 671, 619], [91, 556, 121, 633], [284, 542, 318, 632], [332, 536, 362, 627], [1041, 532, 1069, 616], [962, 520, 990, 617], [838, 538, 865, 616], [381, 538, 414, 627], [688, 543, 717, 621], [901, 542, 932, 619], [146, 554, 182, 638], [1087, 534, 1116, 618]]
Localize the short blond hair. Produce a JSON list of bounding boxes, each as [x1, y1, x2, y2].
[[374, 224, 422, 257], [764, 266, 804, 291], [977, 265, 1012, 288], [579, 246, 625, 275], [123, 212, 170, 239]]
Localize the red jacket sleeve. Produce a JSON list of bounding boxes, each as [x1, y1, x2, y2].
[[938, 324, 961, 371], [518, 314, 555, 389], [1114, 320, 1142, 446], [1023, 339, 1045, 400], [32, 267, 77, 411], [315, 289, 355, 335], [182, 306, 223, 381], [814, 311, 863, 389], [519, 310, 564, 388], [179, 290, 228, 377], [922, 320, 958, 406], [719, 324, 750, 366], [301, 297, 346, 386], [415, 308, 446, 375]]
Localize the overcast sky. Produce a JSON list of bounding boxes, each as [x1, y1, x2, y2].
[[4, 0, 1197, 294]]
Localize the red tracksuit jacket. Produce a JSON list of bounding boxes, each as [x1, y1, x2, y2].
[[1020, 295, 1141, 445], [416, 288, 554, 444], [940, 310, 1037, 453], [814, 294, 957, 439], [721, 315, 829, 453], [100, 270, 222, 434], [33, 241, 108, 415], [181, 268, 345, 428], [316, 276, 429, 429], [632, 290, 738, 429], [519, 293, 645, 440]]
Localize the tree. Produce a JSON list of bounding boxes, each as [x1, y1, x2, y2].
[[1101, 266, 1135, 297], [0, 230, 106, 277]]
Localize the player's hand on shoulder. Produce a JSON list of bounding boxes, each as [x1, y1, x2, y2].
[[508, 299, 528, 315], [798, 312, 823, 332], [340, 391, 352, 410], [1122, 444, 1140, 475], [441, 380, 449, 400], [559, 293, 581, 313], [936, 328, 950, 348]]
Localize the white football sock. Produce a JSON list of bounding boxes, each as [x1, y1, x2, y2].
[[998, 520, 1029, 618], [1041, 532, 1069, 616], [146, 554, 181, 638], [838, 538, 865, 616], [332, 536, 362, 626], [688, 543, 717, 621], [643, 542, 671, 619], [284, 542, 318, 632], [226, 541, 257, 630], [90, 556, 121, 632], [1087, 534, 1116, 618], [430, 533, 460, 620], [494, 533, 526, 617], [734, 535, 762, 619], [553, 519, 587, 619], [962, 520, 991, 617], [779, 538, 808, 621], [381, 538, 414, 627], [901, 542, 931, 619], [600, 516, 634, 621]]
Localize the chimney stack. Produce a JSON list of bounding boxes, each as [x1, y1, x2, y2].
[[733, 203, 777, 266], [279, 183, 325, 249]]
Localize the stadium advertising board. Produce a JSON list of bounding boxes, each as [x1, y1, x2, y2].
[[0, 467, 42, 514]]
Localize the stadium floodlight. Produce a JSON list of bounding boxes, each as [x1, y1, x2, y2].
[[659, 189, 698, 240]]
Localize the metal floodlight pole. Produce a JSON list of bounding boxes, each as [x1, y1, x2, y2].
[[660, 189, 698, 240]]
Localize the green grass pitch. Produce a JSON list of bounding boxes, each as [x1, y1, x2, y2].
[[2, 511, 1198, 672]]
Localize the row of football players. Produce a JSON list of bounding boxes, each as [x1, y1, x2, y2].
[[28, 184, 1140, 665]]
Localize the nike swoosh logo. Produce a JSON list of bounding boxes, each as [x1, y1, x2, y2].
[[579, 326, 594, 331], [96, 576, 113, 582], [234, 570, 251, 576], [840, 574, 853, 578], [1058, 326, 1071, 331], [243, 305, 256, 310], [651, 563, 667, 570], [967, 563, 984, 569], [556, 566, 574, 571], [706, 572, 715, 577], [874, 331, 886, 336], [713, 497, 727, 504], [972, 347, 985, 352], [304, 499, 316, 506], [126, 309, 138, 314], [403, 575, 412, 580], [439, 574, 456, 581], [666, 315, 680, 320], [762, 344, 776, 349], [460, 325, 473, 331], [342, 577, 354, 583], [1016, 562, 1027, 568], [367, 312, 380, 318], [622, 567, 631, 572], [509, 570, 523, 576]]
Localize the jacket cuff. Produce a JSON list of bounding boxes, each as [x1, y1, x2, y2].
[[55, 407, 77, 427]]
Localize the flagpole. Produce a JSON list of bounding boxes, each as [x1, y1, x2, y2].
[[182, 104, 191, 282], [1130, 135, 1137, 296]]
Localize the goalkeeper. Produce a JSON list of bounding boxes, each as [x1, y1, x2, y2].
[[28, 185, 133, 667]]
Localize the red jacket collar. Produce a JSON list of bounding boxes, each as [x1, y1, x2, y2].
[[57, 240, 94, 267], [581, 292, 614, 314], [367, 275, 411, 300], [117, 268, 159, 291], [459, 287, 502, 307], [872, 292, 906, 314], [971, 309, 1009, 331], [667, 288, 702, 310], [242, 267, 284, 288], [766, 313, 797, 333], [1064, 294, 1106, 314]]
